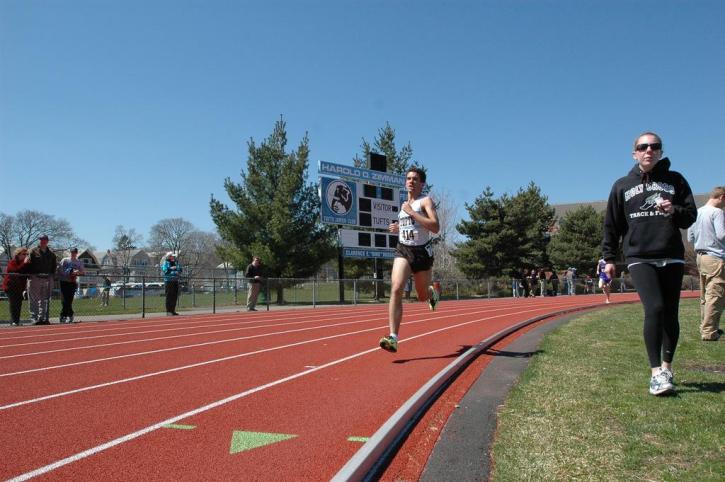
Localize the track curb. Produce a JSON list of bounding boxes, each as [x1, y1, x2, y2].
[[332, 300, 639, 481]]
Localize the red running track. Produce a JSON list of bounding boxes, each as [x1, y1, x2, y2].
[[1, 294, 641, 481]]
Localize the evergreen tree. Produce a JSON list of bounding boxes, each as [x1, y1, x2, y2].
[[453, 183, 555, 278], [452, 188, 508, 278], [503, 182, 556, 269], [210, 118, 336, 301], [547, 205, 605, 274], [352, 122, 414, 173]]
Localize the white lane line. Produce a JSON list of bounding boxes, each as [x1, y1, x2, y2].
[[0, 306, 386, 341], [0, 304, 532, 373], [5, 346, 380, 482], [0, 304, 469, 360], [4, 303, 573, 482], [0, 309, 383, 349], [0, 314, 388, 377], [0, 304, 565, 411], [0, 303, 499, 376]]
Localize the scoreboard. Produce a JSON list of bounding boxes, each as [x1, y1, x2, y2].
[[319, 161, 406, 259]]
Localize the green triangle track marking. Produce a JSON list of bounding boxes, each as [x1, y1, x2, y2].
[[162, 424, 197, 430], [347, 436, 369, 443], [229, 431, 298, 454]]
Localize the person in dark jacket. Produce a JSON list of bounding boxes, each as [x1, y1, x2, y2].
[[27, 234, 58, 325], [602, 131, 697, 396], [3, 247, 32, 326], [245, 256, 263, 311]]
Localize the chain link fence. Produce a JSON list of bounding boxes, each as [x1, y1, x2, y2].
[[1, 271, 701, 325]]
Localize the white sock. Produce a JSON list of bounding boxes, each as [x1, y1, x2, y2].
[[389, 333, 398, 340]]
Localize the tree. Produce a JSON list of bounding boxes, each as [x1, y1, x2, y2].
[[112, 225, 143, 276], [547, 206, 605, 274], [0, 210, 88, 257], [210, 117, 336, 301], [352, 122, 415, 173], [453, 188, 508, 278], [453, 183, 555, 278], [181, 230, 222, 279], [148, 218, 195, 255], [503, 182, 556, 269]]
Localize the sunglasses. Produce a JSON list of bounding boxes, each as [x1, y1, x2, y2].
[[635, 142, 662, 152]]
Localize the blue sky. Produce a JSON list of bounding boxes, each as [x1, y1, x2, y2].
[[1, 0, 723, 250]]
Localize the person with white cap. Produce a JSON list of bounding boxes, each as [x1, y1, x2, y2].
[[58, 247, 85, 323], [161, 252, 182, 316]]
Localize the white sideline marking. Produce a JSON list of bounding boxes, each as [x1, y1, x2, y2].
[[0, 308, 456, 360], [0, 311, 361, 348], [0, 310, 374, 359], [0, 306, 371, 342], [0, 304, 535, 376], [0, 304, 558, 410], [5, 347, 380, 482], [5, 303, 566, 481], [0, 315, 387, 377]]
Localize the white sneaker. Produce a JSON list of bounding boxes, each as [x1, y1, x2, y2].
[[649, 368, 675, 396]]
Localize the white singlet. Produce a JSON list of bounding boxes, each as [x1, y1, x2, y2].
[[398, 195, 432, 247]]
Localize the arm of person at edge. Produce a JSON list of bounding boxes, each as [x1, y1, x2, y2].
[[400, 197, 441, 234], [715, 208, 725, 242], [601, 183, 626, 281]]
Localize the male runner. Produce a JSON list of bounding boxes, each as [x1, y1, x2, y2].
[[379, 167, 440, 353]]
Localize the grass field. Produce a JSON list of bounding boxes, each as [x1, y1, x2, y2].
[[491, 299, 724, 482]]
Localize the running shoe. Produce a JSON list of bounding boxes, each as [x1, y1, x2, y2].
[[660, 367, 675, 385], [649, 368, 675, 396], [428, 286, 439, 311], [379, 336, 398, 353]]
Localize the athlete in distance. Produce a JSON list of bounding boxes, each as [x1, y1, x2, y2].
[[379, 167, 440, 353]]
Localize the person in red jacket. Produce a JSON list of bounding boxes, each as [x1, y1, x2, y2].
[[3, 247, 32, 326]]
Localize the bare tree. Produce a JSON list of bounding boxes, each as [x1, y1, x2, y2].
[[430, 189, 463, 280], [112, 225, 143, 277], [181, 230, 222, 279], [0, 210, 88, 257], [148, 218, 195, 255]]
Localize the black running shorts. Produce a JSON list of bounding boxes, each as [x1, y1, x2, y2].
[[395, 243, 434, 273]]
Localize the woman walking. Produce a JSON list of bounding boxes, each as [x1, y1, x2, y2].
[[602, 132, 697, 396]]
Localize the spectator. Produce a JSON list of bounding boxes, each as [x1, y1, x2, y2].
[[687, 185, 725, 341], [619, 271, 627, 293], [101, 276, 111, 307], [584, 275, 594, 294], [528, 269, 537, 297], [245, 256, 264, 311], [27, 234, 57, 325], [511, 269, 520, 298], [567, 267, 577, 295], [404, 275, 413, 300], [550, 270, 559, 296], [57, 247, 85, 323], [538, 269, 547, 297], [3, 247, 32, 326], [520, 268, 530, 298], [602, 131, 697, 396], [161, 252, 182, 316]]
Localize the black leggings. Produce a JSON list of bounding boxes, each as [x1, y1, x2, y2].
[[629, 262, 684, 368]]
